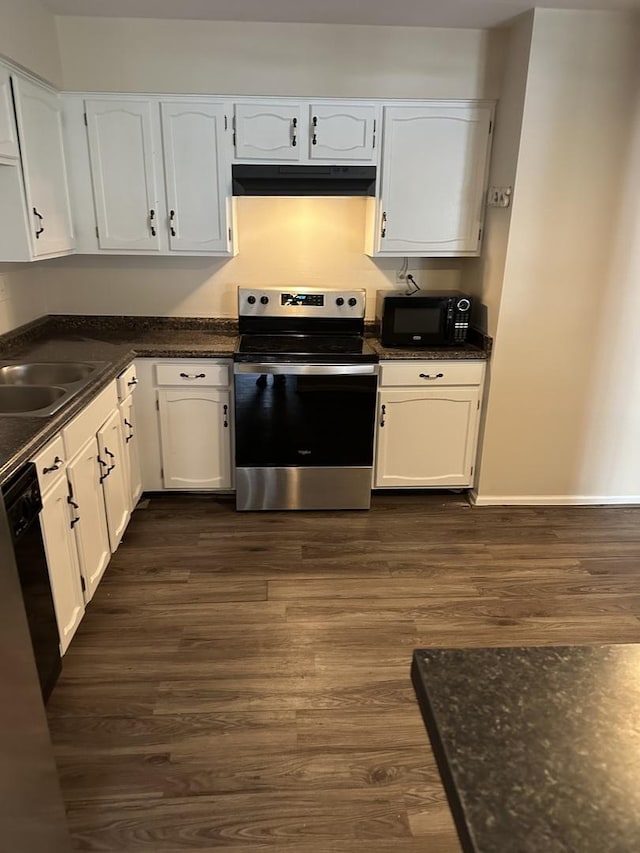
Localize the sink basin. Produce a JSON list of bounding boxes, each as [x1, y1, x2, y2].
[[0, 361, 108, 416], [0, 386, 67, 415], [0, 362, 100, 386]]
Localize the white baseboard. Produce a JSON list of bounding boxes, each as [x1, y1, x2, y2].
[[469, 492, 640, 507]]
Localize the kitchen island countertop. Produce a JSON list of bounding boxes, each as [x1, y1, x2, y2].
[[411, 645, 640, 853]]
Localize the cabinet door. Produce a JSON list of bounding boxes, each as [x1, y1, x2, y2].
[[309, 104, 376, 162], [158, 389, 231, 489], [66, 437, 111, 603], [85, 99, 161, 251], [97, 408, 132, 552], [375, 387, 480, 487], [120, 394, 143, 507], [12, 76, 74, 257], [0, 67, 18, 161], [234, 103, 302, 161], [377, 105, 492, 256], [40, 475, 84, 655], [161, 101, 231, 253]]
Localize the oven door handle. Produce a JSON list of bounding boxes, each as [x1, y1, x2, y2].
[[234, 363, 378, 376]]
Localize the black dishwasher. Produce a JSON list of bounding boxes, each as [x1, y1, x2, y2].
[[2, 463, 61, 702]]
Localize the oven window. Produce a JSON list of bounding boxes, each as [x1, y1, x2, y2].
[[235, 372, 377, 467], [394, 307, 442, 335]]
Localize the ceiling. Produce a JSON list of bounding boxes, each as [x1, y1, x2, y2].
[[41, 0, 640, 29]]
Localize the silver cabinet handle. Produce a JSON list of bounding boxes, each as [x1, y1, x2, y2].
[[291, 117, 298, 147], [312, 115, 318, 146], [149, 209, 157, 236], [381, 211, 387, 238], [43, 456, 63, 474], [380, 404, 386, 428], [179, 372, 206, 379], [419, 373, 444, 380], [169, 209, 176, 237], [223, 403, 229, 428]]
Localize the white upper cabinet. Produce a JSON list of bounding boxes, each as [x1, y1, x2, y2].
[[85, 99, 161, 251], [374, 103, 493, 256], [161, 101, 231, 254], [234, 103, 303, 161], [0, 67, 18, 161], [12, 75, 74, 257], [308, 104, 377, 162]]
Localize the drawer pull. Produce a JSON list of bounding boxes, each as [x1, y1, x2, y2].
[[223, 403, 229, 428], [43, 456, 63, 474], [419, 373, 444, 380], [179, 372, 206, 380], [127, 377, 138, 387], [380, 404, 386, 427]]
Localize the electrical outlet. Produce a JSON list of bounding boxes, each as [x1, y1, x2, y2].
[[0, 275, 7, 303]]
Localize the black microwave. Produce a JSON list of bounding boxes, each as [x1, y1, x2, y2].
[[376, 290, 473, 347]]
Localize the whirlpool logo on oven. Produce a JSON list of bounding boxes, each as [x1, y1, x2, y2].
[[297, 449, 312, 456]]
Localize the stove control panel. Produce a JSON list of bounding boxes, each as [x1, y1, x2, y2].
[[238, 287, 365, 319]]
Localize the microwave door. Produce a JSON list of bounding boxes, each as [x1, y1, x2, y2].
[[391, 301, 449, 345]]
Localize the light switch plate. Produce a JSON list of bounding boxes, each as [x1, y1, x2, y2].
[[487, 186, 513, 208], [0, 275, 7, 303]]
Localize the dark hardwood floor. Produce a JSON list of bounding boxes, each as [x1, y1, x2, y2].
[[46, 493, 640, 851]]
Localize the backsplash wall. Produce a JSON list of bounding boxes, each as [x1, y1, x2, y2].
[[0, 265, 47, 334], [40, 197, 463, 320]]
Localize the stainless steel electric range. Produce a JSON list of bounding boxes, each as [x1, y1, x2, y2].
[[233, 287, 379, 511]]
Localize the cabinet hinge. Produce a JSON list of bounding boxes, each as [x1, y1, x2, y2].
[[228, 227, 232, 242], [471, 466, 474, 477], [477, 399, 480, 410], [155, 398, 159, 411], [224, 114, 228, 131], [372, 119, 376, 149], [80, 576, 86, 592], [95, 226, 99, 239], [83, 112, 88, 127], [489, 120, 493, 134], [478, 226, 483, 242], [232, 115, 237, 147], [160, 467, 164, 480]]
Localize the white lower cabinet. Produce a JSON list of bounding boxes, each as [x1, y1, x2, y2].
[[374, 360, 485, 488], [40, 475, 85, 654], [120, 393, 143, 508], [97, 408, 131, 551], [66, 437, 111, 602], [158, 388, 232, 489]]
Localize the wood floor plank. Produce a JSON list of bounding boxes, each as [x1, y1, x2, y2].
[[46, 493, 640, 852]]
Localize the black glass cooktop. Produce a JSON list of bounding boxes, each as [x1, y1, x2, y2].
[[235, 334, 378, 362]]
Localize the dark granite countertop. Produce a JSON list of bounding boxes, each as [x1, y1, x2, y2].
[[0, 314, 491, 485], [411, 645, 640, 853], [0, 316, 238, 484]]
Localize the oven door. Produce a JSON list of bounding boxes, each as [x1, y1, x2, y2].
[[234, 362, 378, 510]]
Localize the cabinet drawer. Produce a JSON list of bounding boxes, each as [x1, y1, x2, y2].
[[30, 434, 66, 496], [379, 360, 485, 388], [155, 361, 229, 388], [117, 363, 138, 400], [62, 381, 118, 459]]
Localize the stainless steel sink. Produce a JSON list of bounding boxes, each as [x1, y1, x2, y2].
[[0, 386, 68, 415], [0, 362, 100, 386], [0, 361, 107, 416]]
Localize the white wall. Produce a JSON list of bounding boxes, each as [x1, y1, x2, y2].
[[42, 15, 501, 320], [0, 266, 47, 335], [56, 17, 505, 99], [0, 0, 62, 85], [43, 198, 462, 318], [475, 8, 640, 503]]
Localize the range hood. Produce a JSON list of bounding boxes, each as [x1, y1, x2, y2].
[[232, 165, 376, 197]]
